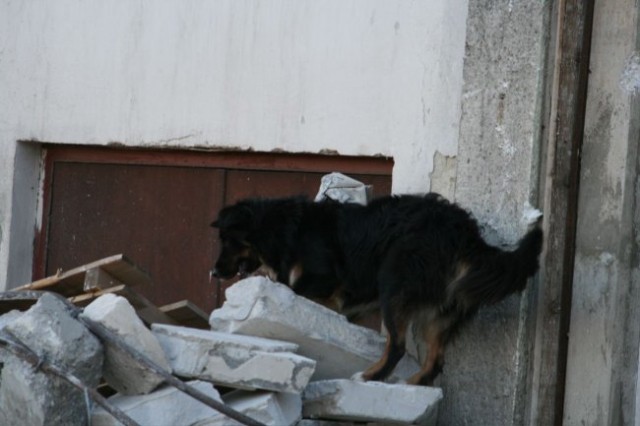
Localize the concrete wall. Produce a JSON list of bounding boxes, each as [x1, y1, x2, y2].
[[441, 1, 550, 424], [0, 0, 468, 290], [563, 0, 640, 424]]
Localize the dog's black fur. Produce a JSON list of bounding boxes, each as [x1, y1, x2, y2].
[[211, 194, 543, 385]]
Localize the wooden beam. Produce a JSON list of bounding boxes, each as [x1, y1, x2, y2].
[[17, 254, 151, 297], [528, 0, 595, 424], [159, 300, 210, 329], [69, 285, 177, 326]]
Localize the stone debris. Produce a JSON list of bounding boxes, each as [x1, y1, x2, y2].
[[153, 324, 316, 394], [0, 293, 104, 426], [91, 380, 221, 426], [195, 390, 302, 426], [1, 275, 442, 426], [80, 293, 170, 395], [303, 379, 443, 425], [209, 277, 418, 381]]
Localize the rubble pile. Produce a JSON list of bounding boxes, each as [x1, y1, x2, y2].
[[0, 275, 442, 425]]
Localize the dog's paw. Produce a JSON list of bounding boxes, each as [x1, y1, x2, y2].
[[351, 371, 366, 382]]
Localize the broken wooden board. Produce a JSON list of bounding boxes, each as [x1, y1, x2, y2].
[[160, 300, 210, 329], [69, 285, 178, 326], [14, 254, 152, 297]]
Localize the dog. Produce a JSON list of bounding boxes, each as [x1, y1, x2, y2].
[[211, 193, 543, 385]]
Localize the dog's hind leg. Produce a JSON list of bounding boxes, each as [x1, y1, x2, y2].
[[361, 301, 409, 382], [406, 322, 445, 386], [406, 312, 460, 385]]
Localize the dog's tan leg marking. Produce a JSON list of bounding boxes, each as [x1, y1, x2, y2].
[[288, 263, 303, 287], [361, 334, 392, 381], [361, 317, 408, 381], [406, 323, 444, 385]]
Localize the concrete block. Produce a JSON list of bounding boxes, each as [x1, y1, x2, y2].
[[92, 380, 221, 426], [0, 293, 104, 426], [152, 324, 316, 394], [80, 294, 170, 395], [209, 277, 418, 380], [195, 390, 302, 426], [0, 310, 23, 363], [302, 379, 443, 425]]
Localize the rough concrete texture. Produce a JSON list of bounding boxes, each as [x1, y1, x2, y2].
[[562, 0, 640, 423], [92, 380, 221, 426], [209, 277, 418, 380], [152, 324, 316, 393], [429, 151, 458, 201], [0, 293, 104, 426], [444, 0, 550, 424], [0, 309, 23, 363], [303, 379, 442, 425], [195, 390, 302, 426], [80, 294, 170, 395]]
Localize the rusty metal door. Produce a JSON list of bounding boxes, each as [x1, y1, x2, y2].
[[36, 146, 392, 313]]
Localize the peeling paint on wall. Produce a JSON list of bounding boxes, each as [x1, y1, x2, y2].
[[620, 52, 640, 94], [429, 151, 457, 200]]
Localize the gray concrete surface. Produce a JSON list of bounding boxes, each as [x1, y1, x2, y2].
[[562, 0, 640, 424], [0, 293, 104, 426], [445, 0, 551, 424]]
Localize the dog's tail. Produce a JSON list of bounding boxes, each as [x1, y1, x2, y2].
[[457, 227, 543, 307]]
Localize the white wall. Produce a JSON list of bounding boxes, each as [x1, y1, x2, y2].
[[0, 0, 468, 289]]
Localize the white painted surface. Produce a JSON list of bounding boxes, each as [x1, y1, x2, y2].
[[0, 0, 468, 290]]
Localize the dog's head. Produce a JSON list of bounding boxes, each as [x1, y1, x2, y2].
[[211, 202, 262, 280]]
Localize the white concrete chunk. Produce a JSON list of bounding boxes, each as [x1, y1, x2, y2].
[[209, 277, 417, 380], [302, 380, 443, 425], [152, 324, 316, 394], [195, 390, 302, 426], [80, 294, 170, 395], [0, 293, 104, 426], [92, 380, 221, 426]]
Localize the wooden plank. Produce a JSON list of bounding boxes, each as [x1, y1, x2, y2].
[[0, 291, 40, 315], [526, 1, 595, 425], [17, 254, 151, 297], [159, 300, 210, 329], [69, 285, 177, 326], [84, 267, 125, 292]]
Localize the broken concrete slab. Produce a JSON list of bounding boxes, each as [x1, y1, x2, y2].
[[195, 390, 302, 426], [0, 293, 104, 426], [153, 324, 316, 394], [0, 309, 23, 363], [302, 379, 443, 425], [92, 380, 221, 426], [209, 277, 417, 380], [80, 293, 170, 395]]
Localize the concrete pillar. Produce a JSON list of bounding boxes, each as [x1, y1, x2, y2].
[[563, 0, 640, 424], [444, 0, 551, 424]]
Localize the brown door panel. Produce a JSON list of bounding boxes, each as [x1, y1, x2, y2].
[[46, 162, 224, 310]]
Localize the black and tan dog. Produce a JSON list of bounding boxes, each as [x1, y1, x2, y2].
[[211, 194, 542, 385]]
